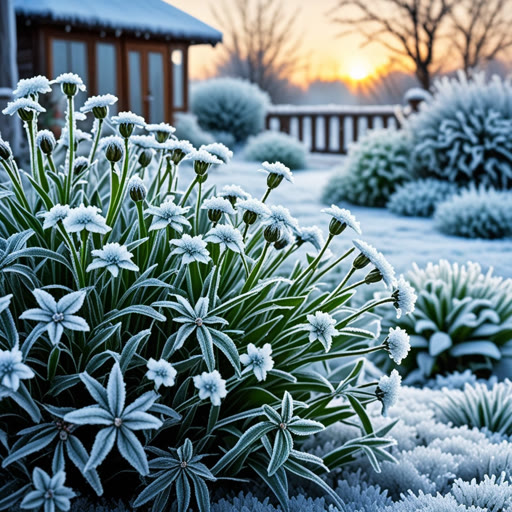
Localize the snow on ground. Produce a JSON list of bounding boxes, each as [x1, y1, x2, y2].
[[180, 155, 512, 279]]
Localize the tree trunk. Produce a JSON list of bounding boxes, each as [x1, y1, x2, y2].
[[0, 0, 21, 154], [415, 65, 431, 90]]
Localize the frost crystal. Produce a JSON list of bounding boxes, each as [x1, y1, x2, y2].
[[353, 239, 396, 288], [393, 276, 417, 318], [80, 94, 118, 113], [87, 243, 139, 277], [111, 111, 146, 127], [385, 327, 411, 364], [147, 200, 190, 232], [321, 204, 362, 235], [219, 184, 250, 202], [63, 204, 111, 235], [237, 198, 270, 218], [170, 234, 210, 265], [193, 370, 227, 406], [163, 139, 195, 154], [41, 204, 70, 229], [297, 226, 325, 251], [52, 72, 86, 90], [130, 135, 161, 150], [263, 205, 300, 234], [260, 161, 294, 183], [205, 225, 245, 253], [13, 76, 51, 99], [0, 347, 34, 392], [146, 358, 177, 390], [184, 149, 223, 165], [240, 343, 274, 381], [2, 98, 45, 116], [377, 369, 401, 416], [202, 197, 236, 215], [200, 143, 233, 163], [146, 122, 176, 134], [306, 311, 339, 352]]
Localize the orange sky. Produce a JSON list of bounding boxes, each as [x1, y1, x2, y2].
[[169, 0, 395, 85]]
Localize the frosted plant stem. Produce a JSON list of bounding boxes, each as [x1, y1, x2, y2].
[[0, 160, 30, 210], [260, 188, 271, 203], [342, 298, 394, 325], [194, 181, 202, 234], [25, 120, 36, 179], [295, 234, 334, 283], [180, 176, 198, 207], [65, 96, 75, 203], [89, 118, 103, 164]]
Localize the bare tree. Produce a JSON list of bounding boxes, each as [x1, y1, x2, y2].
[[329, 0, 455, 89], [210, 0, 304, 101], [450, 0, 512, 73]]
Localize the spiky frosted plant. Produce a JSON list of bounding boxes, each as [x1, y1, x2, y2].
[[408, 72, 512, 188], [323, 128, 413, 207], [0, 75, 415, 511], [382, 260, 512, 381]]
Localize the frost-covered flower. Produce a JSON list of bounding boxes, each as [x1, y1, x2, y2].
[[73, 156, 89, 175], [322, 204, 361, 236], [202, 196, 236, 222], [200, 143, 233, 164], [170, 234, 210, 265], [296, 226, 324, 252], [384, 327, 411, 364], [52, 72, 86, 96], [306, 311, 339, 352], [58, 126, 92, 147], [193, 370, 227, 406], [164, 139, 195, 164], [2, 98, 45, 119], [74, 111, 87, 122], [240, 343, 274, 381], [219, 184, 250, 204], [63, 204, 111, 235], [146, 358, 177, 390], [20, 289, 89, 346], [42, 204, 70, 229], [262, 205, 299, 240], [184, 149, 222, 175], [260, 161, 294, 188], [86, 243, 139, 278], [128, 176, 147, 202], [274, 227, 295, 250], [36, 129, 56, 154], [392, 276, 417, 318], [376, 369, 401, 416], [147, 200, 190, 232], [352, 239, 396, 288], [130, 134, 161, 150], [146, 122, 176, 142], [237, 198, 270, 226], [0, 137, 12, 160], [112, 111, 146, 138], [20, 468, 75, 512], [205, 225, 245, 253], [80, 94, 118, 118], [101, 135, 125, 162], [13, 75, 51, 99], [0, 347, 34, 392]]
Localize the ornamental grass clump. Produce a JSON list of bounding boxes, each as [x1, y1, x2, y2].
[[0, 74, 416, 511]]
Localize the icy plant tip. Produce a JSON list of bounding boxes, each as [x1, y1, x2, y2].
[[392, 276, 417, 318], [52, 72, 86, 97], [170, 234, 210, 265], [128, 176, 147, 203], [352, 239, 396, 288], [237, 198, 270, 227], [80, 94, 118, 119], [146, 358, 177, 390], [0, 347, 34, 392], [41, 204, 70, 229], [147, 200, 191, 232], [376, 369, 401, 417], [260, 161, 294, 189], [202, 196, 236, 222], [20, 289, 89, 346], [36, 130, 57, 155], [200, 142, 233, 164], [322, 204, 361, 236], [205, 224, 245, 253], [262, 205, 299, 243], [240, 343, 274, 381], [87, 242, 139, 278], [193, 370, 227, 406], [384, 327, 411, 365], [112, 111, 146, 138], [63, 204, 111, 235], [307, 311, 339, 352], [219, 184, 250, 205], [101, 135, 125, 163], [296, 226, 325, 252], [184, 149, 223, 176], [13, 75, 51, 100], [145, 122, 176, 143], [2, 98, 46, 121]]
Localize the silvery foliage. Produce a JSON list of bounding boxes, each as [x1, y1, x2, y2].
[[244, 131, 308, 170], [382, 260, 512, 382], [0, 74, 414, 512], [323, 128, 413, 207], [408, 72, 512, 188], [434, 186, 512, 239], [191, 77, 270, 142], [387, 179, 458, 218]]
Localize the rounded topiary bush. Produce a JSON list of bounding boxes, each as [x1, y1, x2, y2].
[[434, 186, 512, 239], [387, 179, 459, 217], [409, 72, 512, 188], [322, 128, 413, 207], [244, 131, 308, 170], [174, 112, 214, 148], [191, 78, 270, 142]]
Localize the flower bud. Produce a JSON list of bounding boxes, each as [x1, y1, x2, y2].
[[17, 107, 35, 122], [36, 130, 56, 155], [128, 176, 147, 202], [353, 252, 371, 269], [207, 209, 223, 223], [0, 139, 12, 160], [197, 173, 208, 184], [243, 210, 258, 226], [104, 138, 124, 163], [264, 225, 280, 243], [92, 105, 108, 119], [274, 237, 290, 250], [364, 268, 383, 284], [267, 173, 284, 190], [138, 148, 153, 168], [73, 157, 89, 175], [194, 161, 209, 176], [155, 130, 170, 143], [118, 123, 135, 138], [169, 149, 186, 165], [328, 218, 347, 236]]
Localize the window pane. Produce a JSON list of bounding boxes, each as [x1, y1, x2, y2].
[[148, 51, 164, 123], [96, 43, 117, 114], [171, 49, 184, 109], [51, 39, 87, 103], [52, 40, 68, 77], [128, 51, 142, 116]]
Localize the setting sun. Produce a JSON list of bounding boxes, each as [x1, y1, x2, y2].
[[347, 60, 372, 81]]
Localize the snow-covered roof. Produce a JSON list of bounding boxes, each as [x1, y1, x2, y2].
[[14, 0, 222, 45]]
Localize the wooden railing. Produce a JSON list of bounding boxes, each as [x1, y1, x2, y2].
[[265, 105, 401, 155]]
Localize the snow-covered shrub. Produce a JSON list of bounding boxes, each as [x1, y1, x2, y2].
[[244, 131, 308, 170], [387, 179, 458, 217], [409, 72, 512, 188], [0, 75, 416, 511], [434, 186, 512, 239], [437, 381, 512, 436], [174, 112, 215, 147], [382, 260, 512, 382], [191, 77, 270, 142], [322, 129, 413, 207]]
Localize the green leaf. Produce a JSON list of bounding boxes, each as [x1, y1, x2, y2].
[[196, 327, 215, 372], [176, 473, 191, 512], [209, 328, 241, 376], [347, 394, 373, 435], [267, 429, 293, 476]]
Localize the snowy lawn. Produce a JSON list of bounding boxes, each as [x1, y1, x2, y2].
[[181, 155, 512, 279]]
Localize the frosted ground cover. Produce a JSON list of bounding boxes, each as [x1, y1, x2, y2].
[[181, 157, 512, 279]]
